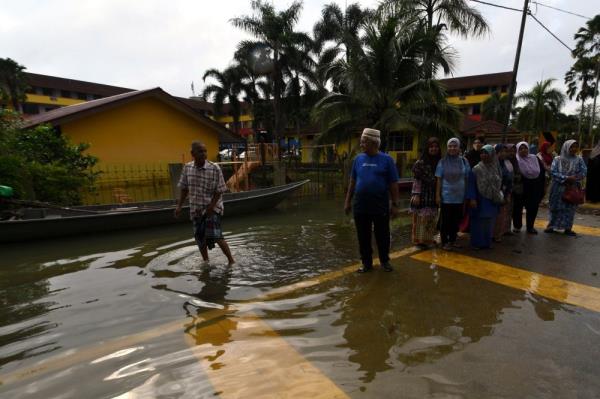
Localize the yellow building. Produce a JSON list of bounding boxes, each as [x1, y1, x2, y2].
[[22, 87, 243, 165]]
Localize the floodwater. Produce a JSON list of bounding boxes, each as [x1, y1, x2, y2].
[[1, 196, 599, 398]]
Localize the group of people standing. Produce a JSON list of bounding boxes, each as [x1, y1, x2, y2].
[[411, 137, 588, 250]]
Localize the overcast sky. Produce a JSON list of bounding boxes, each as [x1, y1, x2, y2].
[[0, 0, 596, 113]]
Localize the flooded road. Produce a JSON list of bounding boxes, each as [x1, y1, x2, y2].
[[1, 196, 599, 398]]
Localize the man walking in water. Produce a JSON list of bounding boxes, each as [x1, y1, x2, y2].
[[344, 128, 401, 273], [175, 141, 235, 265]]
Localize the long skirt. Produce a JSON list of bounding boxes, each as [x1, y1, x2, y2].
[[411, 209, 438, 245], [548, 182, 578, 230], [493, 200, 512, 239], [470, 216, 495, 249]]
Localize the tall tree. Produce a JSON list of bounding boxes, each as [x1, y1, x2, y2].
[[312, 14, 460, 150], [482, 91, 509, 123], [0, 58, 28, 112], [564, 56, 596, 137], [515, 79, 566, 133], [572, 15, 600, 141], [202, 66, 248, 134], [231, 0, 312, 144], [380, 0, 488, 78], [313, 3, 372, 62]]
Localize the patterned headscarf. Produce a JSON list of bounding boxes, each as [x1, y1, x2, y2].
[[473, 145, 503, 203], [516, 141, 540, 179], [558, 140, 579, 176]]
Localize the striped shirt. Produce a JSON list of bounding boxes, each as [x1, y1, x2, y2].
[[178, 161, 227, 218]]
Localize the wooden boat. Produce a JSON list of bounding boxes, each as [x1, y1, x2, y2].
[[0, 180, 309, 243]]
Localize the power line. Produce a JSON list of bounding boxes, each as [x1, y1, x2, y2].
[[530, 1, 590, 20], [469, 0, 575, 53], [469, 0, 522, 13], [528, 13, 574, 52]]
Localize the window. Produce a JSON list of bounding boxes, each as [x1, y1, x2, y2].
[[472, 104, 481, 115], [459, 89, 471, 97], [77, 92, 87, 100], [388, 132, 414, 152], [473, 86, 489, 95], [22, 103, 40, 115], [42, 87, 54, 96], [501, 85, 508, 93], [60, 90, 71, 98]]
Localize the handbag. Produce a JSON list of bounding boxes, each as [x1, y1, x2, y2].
[[562, 184, 584, 205]]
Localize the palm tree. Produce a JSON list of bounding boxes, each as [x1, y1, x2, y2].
[[313, 3, 372, 62], [0, 58, 28, 112], [515, 79, 566, 133], [565, 56, 597, 137], [380, 0, 488, 78], [202, 66, 248, 134], [312, 14, 461, 151], [572, 15, 600, 141], [482, 91, 509, 123], [231, 1, 312, 143]]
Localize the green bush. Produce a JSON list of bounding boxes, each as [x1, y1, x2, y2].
[[0, 110, 97, 205]]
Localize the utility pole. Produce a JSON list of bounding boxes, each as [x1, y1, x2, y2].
[[502, 0, 530, 143]]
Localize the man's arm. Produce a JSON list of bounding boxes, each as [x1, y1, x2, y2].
[[205, 191, 222, 216], [174, 188, 188, 218], [206, 165, 227, 216]]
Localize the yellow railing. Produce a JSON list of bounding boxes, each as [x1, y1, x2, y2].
[[81, 163, 173, 205]]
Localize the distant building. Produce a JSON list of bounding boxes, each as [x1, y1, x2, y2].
[[441, 71, 514, 123], [19, 72, 134, 115], [23, 88, 243, 164]]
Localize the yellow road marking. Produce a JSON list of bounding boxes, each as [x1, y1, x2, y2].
[[0, 246, 419, 386], [534, 220, 600, 237], [411, 250, 600, 313], [184, 313, 349, 398]]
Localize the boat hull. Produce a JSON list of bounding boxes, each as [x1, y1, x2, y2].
[[0, 180, 308, 243]]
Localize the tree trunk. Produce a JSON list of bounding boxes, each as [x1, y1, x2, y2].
[[588, 62, 600, 146]]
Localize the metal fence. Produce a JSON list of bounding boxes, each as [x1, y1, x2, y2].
[[81, 163, 173, 205], [80, 160, 353, 205]]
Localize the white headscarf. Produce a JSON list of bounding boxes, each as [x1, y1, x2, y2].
[[516, 141, 540, 179], [558, 139, 580, 176]]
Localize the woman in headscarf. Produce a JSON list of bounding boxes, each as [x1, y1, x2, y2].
[[465, 137, 484, 168], [435, 138, 470, 250], [466, 145, 504, 249], [545, 140, 587, 235], [410, 137, 442, 248], [512, 141, 546, 234], [586, 143, 600, 203], [493, 143, 514, 241], [537, 141, 554, 175]]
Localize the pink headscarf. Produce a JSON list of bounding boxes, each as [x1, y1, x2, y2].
[[516, 141, 540, 179]]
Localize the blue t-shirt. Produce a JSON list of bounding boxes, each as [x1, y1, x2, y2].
[[435, 157, 470, 204], [351, 152, 400, 214]]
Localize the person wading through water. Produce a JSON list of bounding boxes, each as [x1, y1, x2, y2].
[[175, 141, 235, 265]]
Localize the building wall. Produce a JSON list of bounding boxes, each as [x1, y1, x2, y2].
[[61, 97, 220, 164]]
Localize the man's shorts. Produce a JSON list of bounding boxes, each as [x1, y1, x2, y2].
[[193, 213, 224, 250]]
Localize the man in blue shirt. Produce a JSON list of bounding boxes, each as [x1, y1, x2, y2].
[[344, 128, 401, 273]]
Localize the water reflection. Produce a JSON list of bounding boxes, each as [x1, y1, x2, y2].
[[1, 196, 599, 398]]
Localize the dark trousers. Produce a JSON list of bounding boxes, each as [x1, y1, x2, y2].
[[354, 212, 390, 267], [512, 193, 539, 230], [440, 203, 463, 244]]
